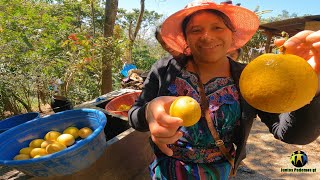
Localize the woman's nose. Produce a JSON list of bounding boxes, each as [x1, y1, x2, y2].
[[200, 31, 211, 41]]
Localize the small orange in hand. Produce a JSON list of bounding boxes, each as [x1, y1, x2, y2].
[[169, 96, 201, 127]]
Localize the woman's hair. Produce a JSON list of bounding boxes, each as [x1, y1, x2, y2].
[[236, 48, 243, 55], [155, 25, 162, 41], [181, 9, 236, 39]]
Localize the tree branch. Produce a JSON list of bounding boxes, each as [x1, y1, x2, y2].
[[133, 0, 145, 41]]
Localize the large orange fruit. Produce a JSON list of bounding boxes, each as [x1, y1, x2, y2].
[[240, 53, 318, 113], [169, 96, 201, 127]]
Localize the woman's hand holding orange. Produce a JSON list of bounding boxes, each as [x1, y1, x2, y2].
[[146, 96, 184, 156], [275, 30, 320, 94]]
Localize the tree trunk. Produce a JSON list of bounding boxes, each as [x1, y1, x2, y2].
[[127, 0, 145, 63], [91, 0, 96, 37], [101, 0, 118, 94], [11, 92, 32, 112], [36, 78, 43, 113], [37, 90, 43, 113], [3, 96, 19, 115]]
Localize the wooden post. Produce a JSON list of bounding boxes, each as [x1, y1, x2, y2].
[[264, 31, 273, 53]]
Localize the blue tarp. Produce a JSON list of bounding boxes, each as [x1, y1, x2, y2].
[[121, 64, 137, 77]]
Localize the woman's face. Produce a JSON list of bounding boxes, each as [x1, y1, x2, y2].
[[185, 11, 233, 63]]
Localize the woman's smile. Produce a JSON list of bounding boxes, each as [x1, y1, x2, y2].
[[199, 43, 223, 51]]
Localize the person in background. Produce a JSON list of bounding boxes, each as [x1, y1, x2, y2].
[[155, 25, 184, 60], [129, 1, 320, 179]]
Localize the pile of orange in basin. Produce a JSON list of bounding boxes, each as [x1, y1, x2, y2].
[[14, 126, 93, 160]]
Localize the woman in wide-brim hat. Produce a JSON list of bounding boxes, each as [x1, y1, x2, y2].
[[128, 0, 320, 179], [160, 0, 259, 55]]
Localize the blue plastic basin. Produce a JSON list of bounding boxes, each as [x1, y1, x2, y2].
[[0, 109, 107, 177], [0, 112, 40, 134]]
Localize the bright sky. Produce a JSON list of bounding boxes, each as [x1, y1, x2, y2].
[[118, 0, 319, 19]]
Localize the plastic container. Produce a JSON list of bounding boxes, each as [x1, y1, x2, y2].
[[51, 95, 73, 113], [0, 109, 107, 177], [0, 112, 40, 134], [105, 91, 141, 117], [121, 64, 137, 77]]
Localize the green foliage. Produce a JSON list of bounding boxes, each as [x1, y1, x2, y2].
[[0, 0, 300, 118], [263, 10, 298, 23], [240, 9, 299, 64], [241, 30, 267, 63], [132, 40, 158, 71], [117, 8, 162, 32], [0, 0, 114, 116]]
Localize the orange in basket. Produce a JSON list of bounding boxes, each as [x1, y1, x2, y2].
[[105, 91, 141, 117]]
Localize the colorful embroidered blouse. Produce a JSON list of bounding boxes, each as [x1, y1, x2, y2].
[[167, 68, 241, 163]]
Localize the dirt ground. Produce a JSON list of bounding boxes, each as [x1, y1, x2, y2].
[[232, 118, 320, 180], [1, 111, 320, 179]]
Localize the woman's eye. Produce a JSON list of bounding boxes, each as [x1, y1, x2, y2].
[[213, 26, 223, 30], [191, 28, 201, 33]]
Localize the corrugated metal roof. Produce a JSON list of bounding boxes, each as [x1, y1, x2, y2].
[[259, 15, 320, 36]]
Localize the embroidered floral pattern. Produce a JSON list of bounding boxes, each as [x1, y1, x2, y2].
[[167, 68, 241, 163]]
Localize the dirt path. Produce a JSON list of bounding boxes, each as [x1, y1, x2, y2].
[[232, 118, 320, 180]]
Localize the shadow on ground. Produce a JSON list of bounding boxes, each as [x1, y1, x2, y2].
[[239, 117, 320, 180]]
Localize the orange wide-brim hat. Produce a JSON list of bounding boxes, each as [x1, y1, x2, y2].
[[160, 1, 260, 54]]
